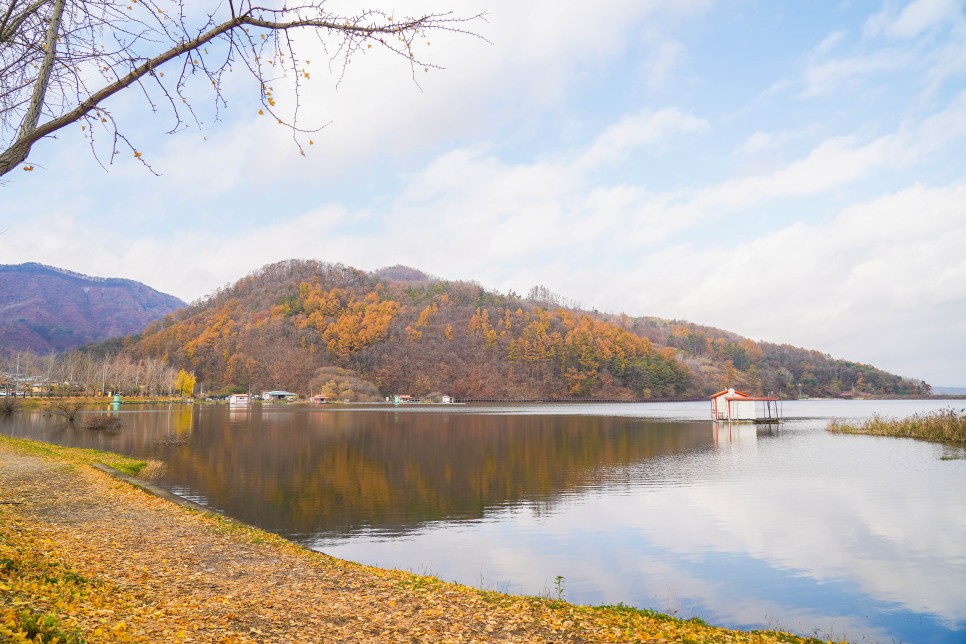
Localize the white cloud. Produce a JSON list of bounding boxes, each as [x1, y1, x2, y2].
[[708, 135, 889, 203], [735, 131, 786, 155], [578, 108, 709, 169], [866, 0, 965, 39], [644, 40, 685, 87], [609, 182, 966, 384], [803, 1, 965, 100], [922, 35, 966, 97], [815, 30, 848, 54], [104, 0, 718, 196], [801, 49, 909, 98]]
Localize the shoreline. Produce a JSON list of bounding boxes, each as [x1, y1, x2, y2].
[[5, 394, 960, 411], [0, 436, 835, 643]]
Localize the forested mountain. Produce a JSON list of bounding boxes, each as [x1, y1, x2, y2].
[[0, 263, 185, 354], [119, 260, 927, 400]]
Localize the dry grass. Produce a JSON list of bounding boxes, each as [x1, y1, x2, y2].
[[82, 414, 124, 431], [827, 407, 966, 443], [136, 459, 167, 480]]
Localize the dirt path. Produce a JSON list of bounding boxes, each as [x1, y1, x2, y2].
[[0, 443, 820, 643]]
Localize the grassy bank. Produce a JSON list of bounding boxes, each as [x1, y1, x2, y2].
[[827, 407, 966, 443], [0, 435, 154, 476], [4, 396, 193, 410], [0, 437, 836, 642]]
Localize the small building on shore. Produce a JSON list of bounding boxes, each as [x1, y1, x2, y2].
[[711, 388, 781, 423], [262, 390, 298, 402], [228, 393, 250, 406], [311, 394, 331, 404]]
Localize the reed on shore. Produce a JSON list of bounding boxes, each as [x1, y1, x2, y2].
[[827, 407, 966, 443]]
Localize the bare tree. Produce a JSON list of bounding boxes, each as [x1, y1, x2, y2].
[[0, 1, 481, 177], [49, 398, 84, 421], [0, 394, 20, 413]]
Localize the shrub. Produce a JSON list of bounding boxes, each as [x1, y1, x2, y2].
[[827, 408, 966, 443], [0, 396, 20, 413], [83, 415, 124, 432]]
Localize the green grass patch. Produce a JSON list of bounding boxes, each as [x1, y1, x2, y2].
[[3, 609, 87, 643], [575, 602, 831, 643], [827, 407, 966, 443], [597, 602, 704, 625], [398, 571, 447, 593], [0, 435, 151, 476]]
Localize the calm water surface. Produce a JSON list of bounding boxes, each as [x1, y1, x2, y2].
[[2, 399, 964, 642]]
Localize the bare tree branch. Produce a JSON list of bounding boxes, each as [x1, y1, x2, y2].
[[0, 0, 64, 172], [0, 1, 49, 44], [0, 1, 484, 177]]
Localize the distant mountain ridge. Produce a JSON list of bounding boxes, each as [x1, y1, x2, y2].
[[933, 386, 966, 395], [0, 262, 185, 354]]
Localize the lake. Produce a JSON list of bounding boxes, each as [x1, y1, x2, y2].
[[2, 399, 964, 642]]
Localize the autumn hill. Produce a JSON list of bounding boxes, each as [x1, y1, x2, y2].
[[112, 260, 926, 401]]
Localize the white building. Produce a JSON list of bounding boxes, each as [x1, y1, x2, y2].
[[228, 393, 250, 406], [262, 390, 298, 402], [711, 388, 780, 422]]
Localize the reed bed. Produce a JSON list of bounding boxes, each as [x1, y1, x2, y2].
[[827, 407, 966, 443]]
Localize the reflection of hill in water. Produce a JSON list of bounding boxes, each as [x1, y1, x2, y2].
[[156, 409, 715, 539], [0, 406, 721, 539]]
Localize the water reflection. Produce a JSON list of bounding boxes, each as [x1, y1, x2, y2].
[[160, 410, 717, 538], [1, 402, 963, 642], [711, 422, 770, 450]]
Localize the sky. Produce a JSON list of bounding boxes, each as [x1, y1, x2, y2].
[[2, 0, 965, 386]]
